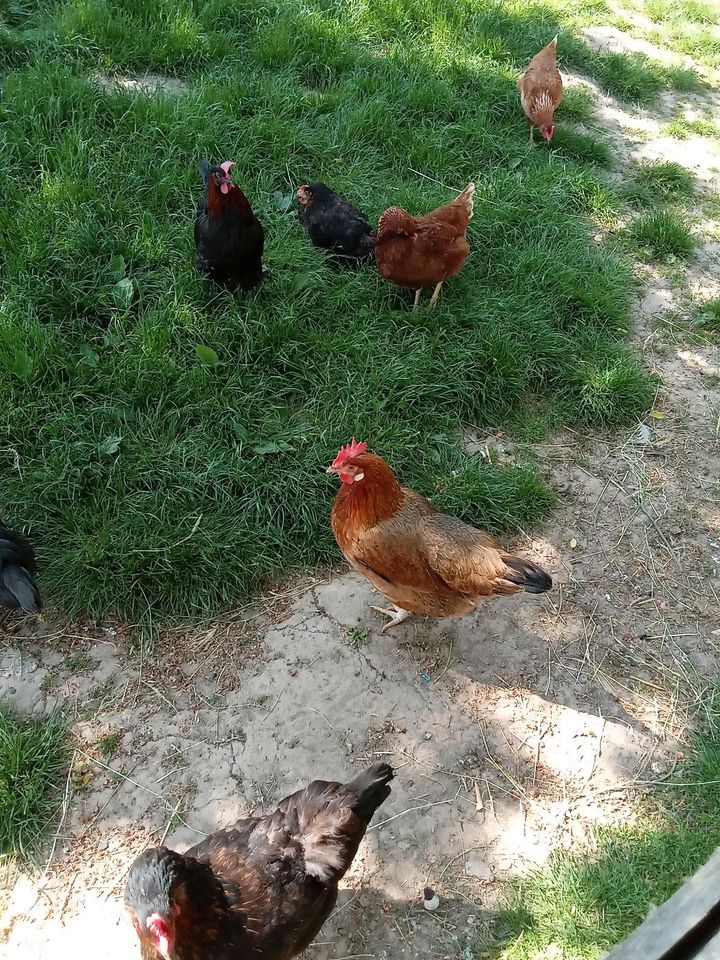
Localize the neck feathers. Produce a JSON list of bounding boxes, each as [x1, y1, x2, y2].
[[332, 455, 404, 545], [377, 207, 416, 242], [207, 181, 253, 218]]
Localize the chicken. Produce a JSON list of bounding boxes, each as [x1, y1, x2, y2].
[[194, 160, 265, 291], [124, 763, 394, 960], [296, 182, 375, 262], [0, 525, 42, 613], [518, 36, 563, 145], [375, 183, 474, 309], [327, 440, 552, 631]]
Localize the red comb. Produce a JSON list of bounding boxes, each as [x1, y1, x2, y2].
[[331, 438, 368, 468]]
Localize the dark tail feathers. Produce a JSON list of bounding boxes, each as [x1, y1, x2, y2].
[[340, 762, 394, 823], [0, 527, 42, 612], [504, 556, 552, 595], [299, 764, 393, 884]]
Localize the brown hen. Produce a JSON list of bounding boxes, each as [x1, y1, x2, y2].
[[375, 183, 474, 309], [124, 764, 393, 960], [518, 37, 563, 144], [328, 440, 552, 632]]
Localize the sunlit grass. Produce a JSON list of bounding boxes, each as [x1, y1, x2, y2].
[[628, 209, 696, 260], [0, 0, 664, 619], [487, 693, 720, 960]]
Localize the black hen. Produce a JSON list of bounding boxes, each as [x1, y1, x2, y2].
[[125, 763, 393, 960], [194, 160, 265, 291], [0, 525, 42, 612], [297, 182, 375, 262]]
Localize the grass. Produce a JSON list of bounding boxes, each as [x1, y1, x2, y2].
[[573, 0, 719, 76], [487, 694, 720, 960], [632, 160, 695, 199], [628, 209, 696, 260], [0, 0, 666, 620], [0, 707, 70, 860], [667, 112, 720, 139], [97, 730, 121, 759], [694, 297, 720, 330], [344, 626, 371, 649]]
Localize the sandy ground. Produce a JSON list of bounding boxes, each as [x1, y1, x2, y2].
[[2, 26, 720, 960]]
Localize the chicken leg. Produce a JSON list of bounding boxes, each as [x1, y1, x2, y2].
[[412, 288, 422, 311], [370, 604, 411, 632], [428, 280, 443, 308], [529, 123, 535, 146]]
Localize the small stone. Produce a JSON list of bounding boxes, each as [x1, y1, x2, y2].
[[424, 732, 432, 741]]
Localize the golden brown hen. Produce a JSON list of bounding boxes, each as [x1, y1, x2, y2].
[[124, 764, 393, 960], [375, 183, 474, 309], [518, 37, 563, 144], [328, 440, 552, 632]]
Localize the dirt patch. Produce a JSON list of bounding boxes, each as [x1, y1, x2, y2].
[[3, 34, 720, 960]]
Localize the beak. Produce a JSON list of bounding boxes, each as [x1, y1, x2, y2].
[[326, 464, 339, 474]]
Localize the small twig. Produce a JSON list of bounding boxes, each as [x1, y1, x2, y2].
[[127, 514, 203, 555], [307, 706, 336, 731], [159, 799, 182, 846], [437, 844, 484, 882], [75, 749, 205, 835], [433, 638, 454, 684], [141, 679, 178, 713], [329, 888, 361, 921], [368, 795, 456, 831], [41, 750, 76, 880], [407, 168, 455, 191], [329, 955, 375, 959]]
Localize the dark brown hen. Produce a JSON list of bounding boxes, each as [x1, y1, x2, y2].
[[124, 764, 394, 960], [194, 160, 265, 291]]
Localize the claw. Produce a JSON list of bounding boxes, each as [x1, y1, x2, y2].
[[370, 604, 411, 632]]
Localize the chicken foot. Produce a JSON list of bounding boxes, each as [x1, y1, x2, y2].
[[529, 123, 535, 146], [370, 604, 411, 632], [428, 280, 444, 308], [412, 288, 422, 311]]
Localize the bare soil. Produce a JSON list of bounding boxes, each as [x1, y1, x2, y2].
[[2, 30, 720, 960]]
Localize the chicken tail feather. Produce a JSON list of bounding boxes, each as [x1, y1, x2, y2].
[[503, 556, 552, 595], [455, 182, 475, 220], [297, 763, 393, 885], [1, 567, 42, 612], [338, 762, 394, 821], [0, 528, 42, 612]]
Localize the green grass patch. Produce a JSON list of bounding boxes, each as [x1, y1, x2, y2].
[[0, 0, 658, 619], [694, 297, 720, 330], [667, 112, 720, 139], [646, 0, 718, 21], [488, 694, 720, 960], [97, 730, 121, 759], [628, 209, 696, 260], [0, 708, 70, 861], [631, 160, 695, 200]]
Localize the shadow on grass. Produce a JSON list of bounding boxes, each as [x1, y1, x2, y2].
[[484, 696, 720, 960]]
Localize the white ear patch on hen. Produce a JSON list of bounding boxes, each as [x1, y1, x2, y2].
[[353, 472, 365, 482]]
